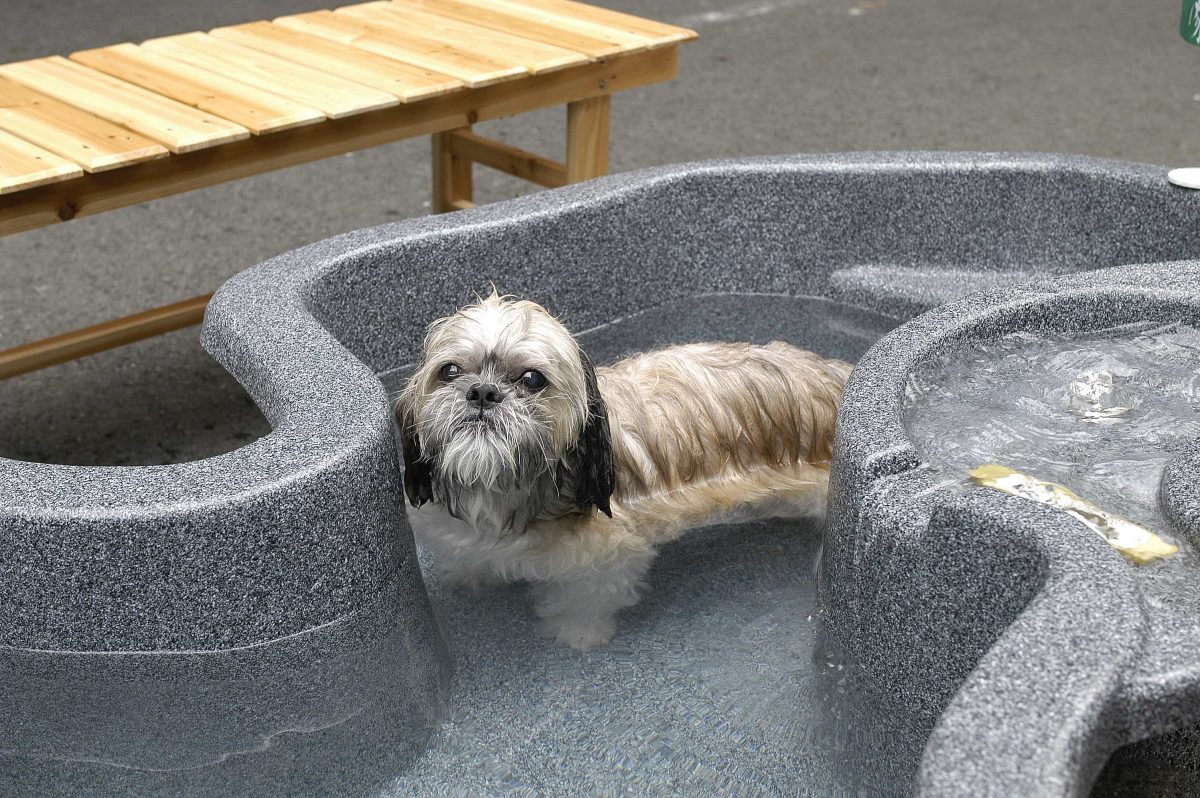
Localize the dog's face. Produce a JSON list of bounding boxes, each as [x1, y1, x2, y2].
[[396, 293, 614, 529]]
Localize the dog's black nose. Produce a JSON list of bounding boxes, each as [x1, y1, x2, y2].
[[466, 382, 503, 407]]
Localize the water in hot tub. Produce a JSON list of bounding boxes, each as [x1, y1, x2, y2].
[[902, 320, 1200, 611], [4, 294, 928, 797], [377, 293, 924, 796]]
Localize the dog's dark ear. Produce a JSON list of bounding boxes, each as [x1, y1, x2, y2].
[[396, 394, 434, 508], [573, 350, 616, 518]]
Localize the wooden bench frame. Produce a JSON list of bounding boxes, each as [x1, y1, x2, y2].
[[0, 41, 679, 380]]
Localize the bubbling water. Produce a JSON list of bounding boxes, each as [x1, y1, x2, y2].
[[902, 321, 1200, 610]]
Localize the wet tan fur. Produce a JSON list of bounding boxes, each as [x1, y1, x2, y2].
[[399, 294, 851, 648]]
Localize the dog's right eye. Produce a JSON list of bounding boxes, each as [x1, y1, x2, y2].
[[439, 363, 462, 381]]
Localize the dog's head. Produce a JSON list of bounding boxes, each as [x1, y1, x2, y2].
[[396, 292, 614, 527]]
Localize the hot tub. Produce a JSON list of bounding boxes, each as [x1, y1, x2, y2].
[[824, 259, 1200, 796], [5, 153, 1200, 795]]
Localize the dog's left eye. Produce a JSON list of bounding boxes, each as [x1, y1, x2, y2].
[[519, 370, 547, 390]]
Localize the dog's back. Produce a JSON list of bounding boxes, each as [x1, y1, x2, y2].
[[596, 341, 852, 508]]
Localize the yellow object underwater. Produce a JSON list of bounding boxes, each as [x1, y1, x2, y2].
[[969, 464, 1179, 565]]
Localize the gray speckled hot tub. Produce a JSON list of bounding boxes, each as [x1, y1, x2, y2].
[[6, 153, 1200, 796], [824, 260, 1200, 796]]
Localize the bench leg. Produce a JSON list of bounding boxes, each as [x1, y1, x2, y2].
[[566, 96, 611, 183], [431, 95, 610, 213], [432, 127, 474, 213]]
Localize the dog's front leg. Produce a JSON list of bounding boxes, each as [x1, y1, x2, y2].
[[441, 563, 507, 593], [533, 549, 656, 651]]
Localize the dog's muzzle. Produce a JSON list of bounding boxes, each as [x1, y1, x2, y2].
[[466, 382, 503, 408]]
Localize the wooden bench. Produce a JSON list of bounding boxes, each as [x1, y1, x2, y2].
[[0, 0, 696, 379]]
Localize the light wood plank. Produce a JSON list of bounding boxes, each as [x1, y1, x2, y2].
[[210, 21, 463, 102], [2, 46, 678, 235], [448, 128, 565, 188], [275, 10, 526, 88], [142, 32, 399, 120], [440, 0, 653, 51], [566, 94, 609, 182], [508, 0, 697, 46], [0, 76, 168, 173], [0, 56, 248, 154], [343, 1, 589, 74], [70, 44, 324, 135], [0, 129, 83, 194], [397, 0, 627, 59], [0, 294, 211, 379], [432, 127, 472, 212]]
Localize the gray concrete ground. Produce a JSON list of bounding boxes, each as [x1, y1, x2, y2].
[[0, 0, 1196, 465]]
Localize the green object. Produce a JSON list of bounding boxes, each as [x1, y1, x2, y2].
[[1184, 0, 1200, 45]]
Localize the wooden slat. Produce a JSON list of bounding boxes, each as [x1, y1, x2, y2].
[[1, 46, 678, 235], [509, 0, 697, 46], [396, 0, 627, 59], [342, 1, 589, 74], [0, 76, 168, 173], [0, 56, 248, 154], [0, 129, 83, 194], [141, 32, 399, 120], [427, 0, 653, 52], [0, 294, 211, 380], [210, 21, 463, 102], [448, 128, 565, 188], [274, 10, 526, 88], [70, 44, 325, 135]]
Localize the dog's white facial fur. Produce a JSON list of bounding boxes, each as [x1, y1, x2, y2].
[[397, 291, 850, 651], [396, 292, 613, 536]]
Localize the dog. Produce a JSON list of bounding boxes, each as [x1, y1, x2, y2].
[[396, 292, 851, 650]]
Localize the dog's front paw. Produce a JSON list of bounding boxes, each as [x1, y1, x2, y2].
[[538, 614, 616, 651]]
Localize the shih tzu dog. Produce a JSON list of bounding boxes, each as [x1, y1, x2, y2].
[[396, 292, 851, 651]]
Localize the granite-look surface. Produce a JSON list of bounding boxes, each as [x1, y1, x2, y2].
[[6, 153, 1200, 794], [824, 261, 1200, 796], [1, 581, 450, 797]]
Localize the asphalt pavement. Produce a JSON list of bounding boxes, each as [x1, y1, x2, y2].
[[1, 0, 1195, 465]]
